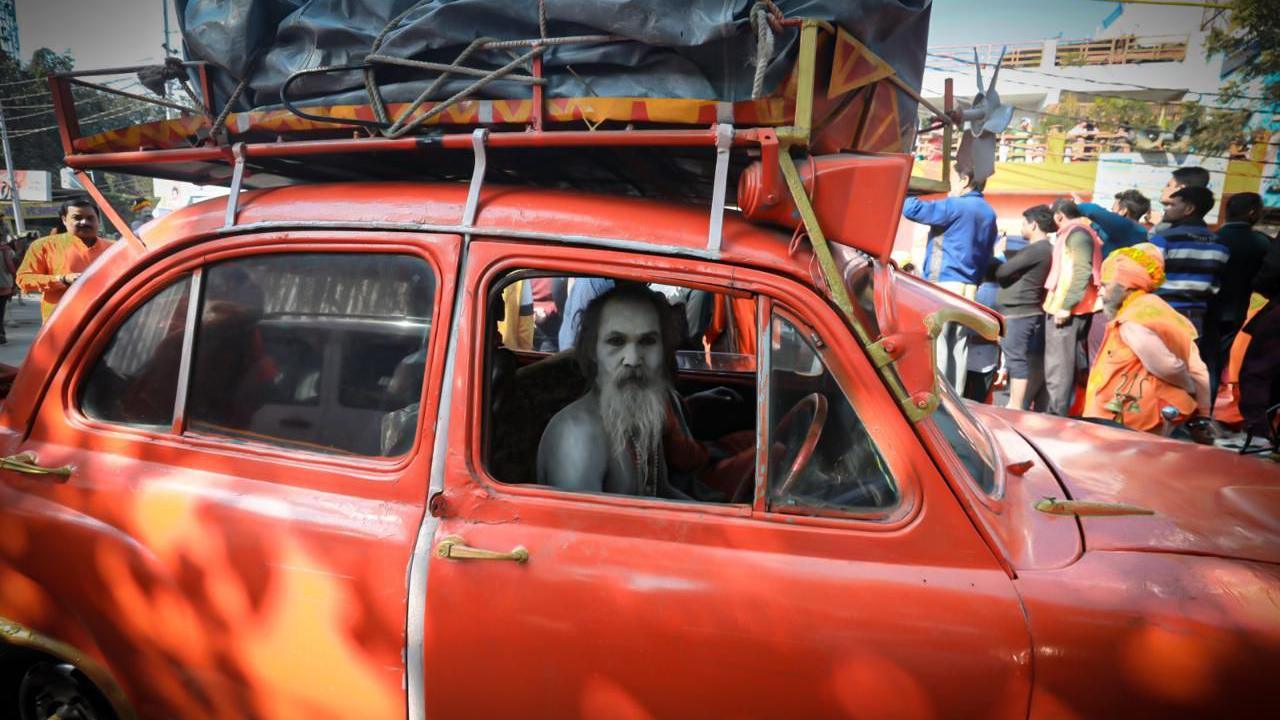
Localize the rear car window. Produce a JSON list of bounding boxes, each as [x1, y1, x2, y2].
[[80, 276, 191, 428], [183, 253, 435, 457]]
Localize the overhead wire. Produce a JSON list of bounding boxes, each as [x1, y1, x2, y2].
[[926, 50, 1275, 104]]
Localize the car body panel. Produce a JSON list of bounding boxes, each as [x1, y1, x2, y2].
[[419, 240, 1033, 718], [1017, 551, 1280, 718], [951, 404, 1084, 572], [995, 409, 1280, 566], [0, 231, 460, 718]]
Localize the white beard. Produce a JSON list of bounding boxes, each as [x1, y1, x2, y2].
[[598, 376, 668, 496]]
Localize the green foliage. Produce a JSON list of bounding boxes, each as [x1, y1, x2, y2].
[[1195, 0, 1280, 154], [0, 48, 167, 226], [1205, 0, 1280, 105]]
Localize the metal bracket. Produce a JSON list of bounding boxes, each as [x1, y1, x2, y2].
[[757, 128, 780, 205], [866, 334, 906, 370], [223, 142, 247, 228], [706, 123, 734, 254], [462, 128, 489, 229]]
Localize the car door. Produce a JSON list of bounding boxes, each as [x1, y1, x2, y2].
[[0, 232, 457, 719], [418, 240, 1032, 718]]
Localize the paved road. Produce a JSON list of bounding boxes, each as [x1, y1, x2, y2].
[[0, 295, 44, 369]]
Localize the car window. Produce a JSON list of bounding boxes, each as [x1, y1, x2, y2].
[[185, 253, 435, 457], [80, 276, 191, 428], [484, 273, 758, 501], [931, 385, 998, 496], [767, 311, 898, 514]]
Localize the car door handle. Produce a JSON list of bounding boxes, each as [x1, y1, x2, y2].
[[0, 452, 73, 480], [434, 535, 528, 564]]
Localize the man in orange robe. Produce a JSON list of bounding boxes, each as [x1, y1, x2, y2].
[[1084, 243, 1210, 432], [16, 199, 115, 322]]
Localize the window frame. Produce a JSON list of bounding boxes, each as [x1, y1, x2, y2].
[[464, 244, 922, 531], [758, 303, 903, 522], [65, 236, 447, 473]]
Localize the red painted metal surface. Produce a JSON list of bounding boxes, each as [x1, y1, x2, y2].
[[0, 182, 1276, 718], [738, 153, 912, 263], [421, 240, 1031, 718], [62, 128, 764, 172]]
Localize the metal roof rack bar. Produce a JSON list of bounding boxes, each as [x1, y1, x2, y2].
[[62, 128, 768, 171], [706, 123, 734, 254], [223, 143, 247, 229], [462, 129, 489, 229]]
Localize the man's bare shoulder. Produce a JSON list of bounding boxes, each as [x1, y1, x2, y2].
[[537, 395, 608, 490], [541, 395, 604, 446]]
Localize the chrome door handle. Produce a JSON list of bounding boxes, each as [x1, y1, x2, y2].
[[0, 452, 73, 479], [434, 535, 528, 564]]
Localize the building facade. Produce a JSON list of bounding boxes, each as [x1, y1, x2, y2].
[[0, 0, 17, 58]]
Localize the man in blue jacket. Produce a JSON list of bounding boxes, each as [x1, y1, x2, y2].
[[1077, 189, 1151, 259], [902, 167, 998, 396]]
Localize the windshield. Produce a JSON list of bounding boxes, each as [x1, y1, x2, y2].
[[929, 381, 1000, 496]]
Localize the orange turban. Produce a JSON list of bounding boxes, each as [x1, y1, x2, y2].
[[1101, 242, 1165, 292]]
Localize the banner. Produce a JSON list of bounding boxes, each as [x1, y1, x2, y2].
[[0, 171, 52, 202], [153, 178, 230, 216]]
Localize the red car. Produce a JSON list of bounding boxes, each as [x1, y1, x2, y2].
[[0, 166, 1277, 718], [1, 11, 1278, 716]]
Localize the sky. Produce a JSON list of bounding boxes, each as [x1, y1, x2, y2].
[[15, 0, 1120, 70]]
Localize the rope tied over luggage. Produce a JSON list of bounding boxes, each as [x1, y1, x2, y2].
[[750, 1, 784, 99]]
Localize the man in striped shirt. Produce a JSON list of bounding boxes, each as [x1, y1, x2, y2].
[[1150, 186, 1230, 396], [1150, 186, 1230, 337]]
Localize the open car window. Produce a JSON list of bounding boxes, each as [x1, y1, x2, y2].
[[480, 269, 898, 522], [484, 273, 758, 500]]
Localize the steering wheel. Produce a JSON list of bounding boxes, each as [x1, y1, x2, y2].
[[771, 393, 828, 499]]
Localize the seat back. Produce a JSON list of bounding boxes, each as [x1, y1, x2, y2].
[[489, 351, 588, 485]]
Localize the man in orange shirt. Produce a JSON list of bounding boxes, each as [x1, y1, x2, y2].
[[1084, 243, 1210, 433], [16, 199, 115, 322]]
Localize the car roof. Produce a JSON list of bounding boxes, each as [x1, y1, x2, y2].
[[142, 182, 813, 282]]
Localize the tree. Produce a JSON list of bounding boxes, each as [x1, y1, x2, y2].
[[1194, 0, 1279, 153], [0, 48, 168, 229]]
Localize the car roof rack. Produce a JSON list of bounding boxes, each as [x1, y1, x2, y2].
[[51, 16, 955, 337]]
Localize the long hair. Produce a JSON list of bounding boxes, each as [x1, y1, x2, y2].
[[574, 282, 680, 386]]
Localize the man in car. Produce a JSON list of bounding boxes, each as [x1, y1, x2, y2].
[[536, 283, 753, 499], [1084, 243, 1210, 432], [537, 283, 677, 496]]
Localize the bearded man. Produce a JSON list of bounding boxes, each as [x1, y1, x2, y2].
[[536, 283, 680, 495], [1084, 243, 1211, 432]]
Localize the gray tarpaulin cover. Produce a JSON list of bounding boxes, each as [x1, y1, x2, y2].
[[176, 0, 931, 120]]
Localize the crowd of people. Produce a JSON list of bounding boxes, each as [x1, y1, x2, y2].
[[905, 165, 1278, 447]]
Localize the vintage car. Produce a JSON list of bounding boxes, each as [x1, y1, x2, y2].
[[2, 4, 1278, 717], [1, 170, 1278, 718]]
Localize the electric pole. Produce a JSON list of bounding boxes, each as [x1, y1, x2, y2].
[[0, 100, 26, 235]]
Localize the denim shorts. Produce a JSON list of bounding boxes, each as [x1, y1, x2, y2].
[[1002, 313, 1045, 379]]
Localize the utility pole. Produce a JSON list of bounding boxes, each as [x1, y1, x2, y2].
[[0, 100, 25, 235], [161, 0, 173, 57]]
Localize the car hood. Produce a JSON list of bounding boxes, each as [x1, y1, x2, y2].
[[975, 406, 1280, 566]]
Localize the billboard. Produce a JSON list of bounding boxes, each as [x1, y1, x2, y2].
[[152, 178, 230, 216], [1093, 153, 1228, 223], [0, 170, 52, 202]]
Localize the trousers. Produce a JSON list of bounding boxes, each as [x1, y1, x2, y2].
[[1044, 312, 1094, 416]]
